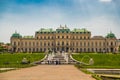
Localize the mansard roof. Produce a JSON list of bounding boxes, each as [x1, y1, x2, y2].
[[11, 31, 22, 38], [23, 36, 34, 38], [92, 36, 105, 39], [56, 25, 70, 33], [36, 25, 91, 34], [36, 28, 54, 33], [106, 31, 116, 39], [71, 28, 90, 33]]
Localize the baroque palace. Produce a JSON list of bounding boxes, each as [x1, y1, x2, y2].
[[11, 25, 119, 53]]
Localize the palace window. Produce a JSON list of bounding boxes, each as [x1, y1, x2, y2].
[[95, 42, 97, 46], [37, 37, 39, 39], [44, 36, 46, 39], [33, 42, 35, 46], [48, 36, 50, 39], [80, 42, 82, 46], [88, 48, 90, 52], [44, 43, 46, 46], [111, 42, 113, 46], [62, 42, 64, 45], [58, 36, 60, 39], [84, 42, 86, 46], [99, 42, 101, 46], [88, 42, 90, 46], [48, 42, 50, 46], [66, 42, 69, 46], [36, 42, 38, 46], [44, 48, 46, 51], [40, 48, 42, 52], [25, 48, 27, 52], [33, 48, 35, 52], [13, 42, 16, 46], [76, 42, 78, 46], [62, 36, 64, 39], [29, 42, 31, 46], [57, 42, 60, 46], [40, 42, 42, 46], [18, 42, 20, 46], [52, 43, 53, 46], [73, 43, 74, 46], [66, 36, 68, 39], [80, 37, 82, 39], [36, 48, 38, 52], [80, 48, 82, 52], [84, 37, 86, 39], [84, 48, 86, 52]]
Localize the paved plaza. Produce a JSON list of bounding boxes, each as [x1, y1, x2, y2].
[[0, 65, 95, 80]]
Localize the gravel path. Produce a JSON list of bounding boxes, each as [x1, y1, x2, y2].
[[0, 65, 95, 80]]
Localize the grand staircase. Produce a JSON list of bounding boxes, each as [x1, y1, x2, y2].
[[33, 52, 77, 65]]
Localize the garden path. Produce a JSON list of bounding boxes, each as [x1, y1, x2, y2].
[[0, 65, 95, 80]]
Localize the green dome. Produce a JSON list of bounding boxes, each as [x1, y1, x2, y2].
[[11, 32, 22, 38], [106, 32, 116, 38]]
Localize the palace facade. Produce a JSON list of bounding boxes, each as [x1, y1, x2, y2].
[[10, 25, 119, 53]]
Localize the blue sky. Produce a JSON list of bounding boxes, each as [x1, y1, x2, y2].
[[0, 0, 120, 43]]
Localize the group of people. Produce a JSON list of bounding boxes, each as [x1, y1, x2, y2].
[[47, 59, 60, 65]]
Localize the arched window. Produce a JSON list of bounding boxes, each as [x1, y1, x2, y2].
[[44, 43, 46, 46], [99, 42, 101, 46], [40, 48, 42, 52], [62, 42, 64, 45], [44, 36, 46, 39], [76, 42, 78, 46], [88, 48, 90, 52], [84, 42, 86, 46], [52, 42, 53, 46], [111, 42, 113, 46], [66, 42, 69, 45], [58, 42, 60, 45], [33, 42, 35, 46], [62, 36, 64, 39], [36, 42, 38, 46], [29, 42, 31, 46], [25, 42, 27, 46], [84, 48, 86, 52], [84, 36, 86, 39], [40, 42, 42, 46], [48, 36, 50, 39], [80, 42, 82, 46], [80, 48, 82, 52], [36, 48, 39, 52], [37, 37, 39, 39], [95, 42, 97, 46], [66, 36, 68, 39], [73, 42, 74, 46], [88, 42, 90, 46], [48, 42, 50, 46], [18, 42, 20, 46], [52, 36, 54, 39], [14, 42, 16, 46]]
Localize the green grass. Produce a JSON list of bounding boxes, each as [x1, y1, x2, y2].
[[0, 53, 45, 68], [72, 53, 120, 68]]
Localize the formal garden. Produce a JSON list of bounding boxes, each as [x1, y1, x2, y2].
[[72, 53, 120, 68], [0, 53, 45, 68]]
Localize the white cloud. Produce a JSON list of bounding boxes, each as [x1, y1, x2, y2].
[[99, 0, 112, 2]]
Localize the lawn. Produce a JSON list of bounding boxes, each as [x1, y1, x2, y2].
[[72, 53, 120, 68], [0, 53, 45, 68]]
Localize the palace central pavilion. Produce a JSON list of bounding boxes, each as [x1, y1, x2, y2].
[[10, 25, 119, 53]]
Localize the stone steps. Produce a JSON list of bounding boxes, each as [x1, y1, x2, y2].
[[34, 53, 78, 65]]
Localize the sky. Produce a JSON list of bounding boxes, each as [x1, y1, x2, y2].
[[0, 0, 120, 43]]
